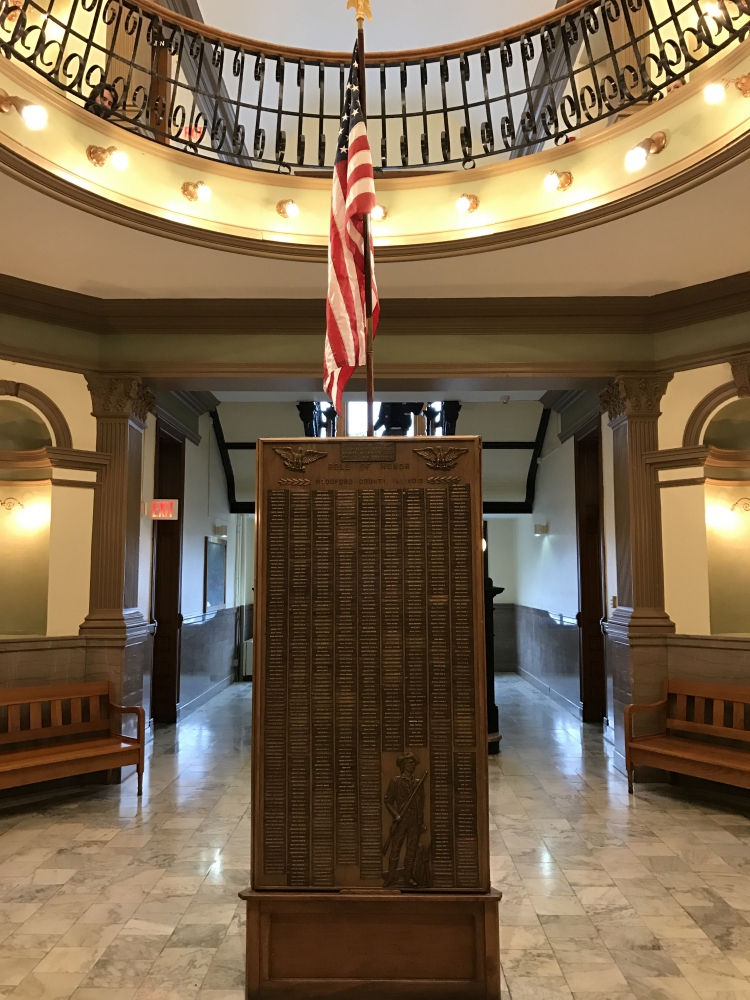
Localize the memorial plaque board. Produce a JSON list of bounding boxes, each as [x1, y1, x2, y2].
[[252, 437, 489, 893]]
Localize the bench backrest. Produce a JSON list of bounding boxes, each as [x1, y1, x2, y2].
[[666, 679, 750, 744], [0, 682, 112, 747]]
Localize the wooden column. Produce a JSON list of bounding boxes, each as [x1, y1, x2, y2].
[[730, 356, 750, 397], [601, 374, 675, 770], [80, 376, 155, 714]]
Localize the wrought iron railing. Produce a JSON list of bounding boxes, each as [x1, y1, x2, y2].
[[1, 0, 748, 171]]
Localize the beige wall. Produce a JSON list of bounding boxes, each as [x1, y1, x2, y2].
[[706, 481, 750, 635], [46, 485, 93, 635], [661, 484, 711, 635], [659, 363, 733, 450], [485, 518, 517, 603], [181, 412, 237, 617], [0, 359, 96, 450], [0, 481, 50, 635]]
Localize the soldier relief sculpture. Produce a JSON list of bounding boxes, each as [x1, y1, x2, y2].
[[383, 752, 430, 888]]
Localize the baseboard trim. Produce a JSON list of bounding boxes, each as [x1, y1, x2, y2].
[[517, 667, 582, 720], [177, 675, 234, 721]]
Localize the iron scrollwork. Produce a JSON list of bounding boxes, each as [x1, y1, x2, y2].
[[1, 0, 748, 171]]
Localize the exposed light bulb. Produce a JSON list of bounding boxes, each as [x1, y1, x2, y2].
[[110, 149, 129, 170], [276, 199, 299, 219], [371, 203, 387, 222], [20, 103, 47, 130], [456, 193, 479, 213], [625, 143, 649, 172], [704, 2, 722, 16], [15, 502, 51, 531], [481, 538, 487, 552], [543, 170, 573, 192], [196, 181, 212, 202], [704, 82, 726, 104]]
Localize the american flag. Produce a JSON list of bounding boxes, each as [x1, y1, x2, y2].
[[324, 44, 379, 414]]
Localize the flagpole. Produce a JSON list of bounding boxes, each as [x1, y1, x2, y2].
[[357, 14, 375, 437]]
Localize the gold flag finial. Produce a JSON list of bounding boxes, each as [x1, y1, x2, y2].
[[347, 0, 372, 21]]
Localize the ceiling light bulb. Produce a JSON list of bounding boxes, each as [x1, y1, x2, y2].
[[456, 193, 479, 213], [182, 180, 211, 203], [704, 82, 726, 104], [624, 143, 650, 172], [543, 170, 573, 192], [371, 204, 387, 222], [19, 103, 47, 130], [704, 2, 722, 16], [110, 149, 129, 170], [276, 199, 299, 219], [196, 181, 212, 202]]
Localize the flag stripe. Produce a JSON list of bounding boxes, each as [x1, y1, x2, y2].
[[324, 43, 379, 415]]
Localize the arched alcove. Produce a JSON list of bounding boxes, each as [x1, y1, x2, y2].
[[703, 398, 750, 635], [0, 395, 53, 636]]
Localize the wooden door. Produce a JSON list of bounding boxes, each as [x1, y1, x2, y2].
[[575, 420, 606, 724], [151, 424, 185, 724]]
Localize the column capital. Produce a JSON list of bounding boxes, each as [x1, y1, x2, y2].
[[730, 356, 750, 398], [600, 374, 673, 423], [86, 375, 155, 426]]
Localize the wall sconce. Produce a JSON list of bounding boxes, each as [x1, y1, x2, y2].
[[86, 145, 129, 170], [534, 523, 549, 535], [276, 199, 299, 219], [703, 76, 750, 103], [371, 204, 387, 221], [182, 180, 212, 203], [543, 170, 573, 192], [0, 89, 47, 130], [624, 131, 667, 172], [456, 193, 479, 214]]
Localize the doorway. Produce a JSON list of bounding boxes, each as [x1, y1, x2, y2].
[[574, 419, 606, 724], [151, 423, 185, 724]]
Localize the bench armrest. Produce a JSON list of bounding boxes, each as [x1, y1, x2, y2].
[[624, 698, 667, 742], [109, 702, 146, 747]]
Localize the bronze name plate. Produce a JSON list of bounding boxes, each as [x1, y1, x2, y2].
[[252, 437, 489, 893]]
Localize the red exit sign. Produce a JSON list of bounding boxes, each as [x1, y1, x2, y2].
[[151, 499, 179, 520]]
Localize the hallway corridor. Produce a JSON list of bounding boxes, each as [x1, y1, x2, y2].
[[0, 677, 749, 999]]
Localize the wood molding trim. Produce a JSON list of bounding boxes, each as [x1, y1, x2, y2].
[[643, 445, 710, 469], [682, 382, 738, 447], [0, 379, 73, 448], [3, 123, 750, 264], [5, 272, 750, 341]]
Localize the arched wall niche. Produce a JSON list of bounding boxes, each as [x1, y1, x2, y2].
[[703, 398, 750, 635], [0, 381, 73, 449], [682, 382, 738, 448]]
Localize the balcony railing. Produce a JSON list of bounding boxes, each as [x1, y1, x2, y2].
[[1, 0, 748, 172]]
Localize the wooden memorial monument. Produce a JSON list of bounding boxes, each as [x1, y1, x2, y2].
[[241, 436, 501, 998]]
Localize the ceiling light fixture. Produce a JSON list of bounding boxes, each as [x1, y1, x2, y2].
[[624, 131, 667, 172], [456, 194, 479, 215], [456, 193, 479, 213], [276, 199, 299, 219], [86, 144, 129, 170], [0, 89, 47, 130], [704, 75, 750, 103], [543, 170, 573, 192], [182, 180, 212, 203], [371, 204, 387, 222]]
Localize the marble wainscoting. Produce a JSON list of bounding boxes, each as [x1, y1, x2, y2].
[[493, 604, 519, 673], [516, 605, 582, 718], [0, 636, 87, 690], [178, 608, 239, 720]]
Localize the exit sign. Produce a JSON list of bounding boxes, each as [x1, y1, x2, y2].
[[151, 499, 179, 520]]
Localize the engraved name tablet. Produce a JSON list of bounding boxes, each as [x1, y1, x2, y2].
[[252, 437, 489, 893]]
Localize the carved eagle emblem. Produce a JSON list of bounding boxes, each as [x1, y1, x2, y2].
[[413, 445, 468, 471], [272, 446, 327, 472]]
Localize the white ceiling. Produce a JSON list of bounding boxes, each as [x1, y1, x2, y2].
[[197, 0, 553, 52], [1, 155, 749, 299]]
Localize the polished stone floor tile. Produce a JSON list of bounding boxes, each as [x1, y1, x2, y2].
[[0, 676, 749, 998]]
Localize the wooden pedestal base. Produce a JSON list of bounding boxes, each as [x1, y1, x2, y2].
[[239, 888, 501, 999]]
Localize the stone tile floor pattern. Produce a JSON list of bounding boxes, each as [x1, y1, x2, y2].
[[0, 675, 748, 998]]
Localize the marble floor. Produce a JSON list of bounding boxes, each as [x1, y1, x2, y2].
[[0, 676, 749, 1000]]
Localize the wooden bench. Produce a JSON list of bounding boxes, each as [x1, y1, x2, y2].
[[0, 681, 145, 795], [625, 680, 750, 794]]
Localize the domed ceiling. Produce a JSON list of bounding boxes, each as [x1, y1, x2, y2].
[[196, 0, 554, 51]]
